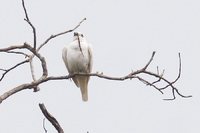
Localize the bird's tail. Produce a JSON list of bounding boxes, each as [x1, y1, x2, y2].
[[75, 76, 89, 102]]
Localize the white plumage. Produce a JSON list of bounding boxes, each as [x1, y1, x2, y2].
[[62, 32, 93, 101]]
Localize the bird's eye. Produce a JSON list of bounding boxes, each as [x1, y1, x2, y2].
[[81, 34, 84, 37]]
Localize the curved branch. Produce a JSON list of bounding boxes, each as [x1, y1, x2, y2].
[[39, 103, 64, 133], [0, 43, 48, 93], [0, 43, 48, 77], [23, 43, 48, 77], [159, 53, 181, 90]]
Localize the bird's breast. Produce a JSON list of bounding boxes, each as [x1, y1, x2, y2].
[[67, 47, 90, 73]]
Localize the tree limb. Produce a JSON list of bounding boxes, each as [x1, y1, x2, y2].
[[5, 50, 29, 57], [39, 103, 64, 133], [0, 52, 192, 103]]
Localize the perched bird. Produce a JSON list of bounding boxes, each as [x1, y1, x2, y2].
[[62, 32, 93, 101]]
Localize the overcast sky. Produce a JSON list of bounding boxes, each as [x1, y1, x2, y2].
[[0, 0, 200, 133]]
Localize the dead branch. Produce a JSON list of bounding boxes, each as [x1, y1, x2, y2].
[[5, 51, 29, 57], [39, 103, 64, 133], [0, 59, 29, 81], [29, 57, 39, 92], [22, 0, 37, 49], [0, 51, 192, 103], [37, 17, 86, 52]]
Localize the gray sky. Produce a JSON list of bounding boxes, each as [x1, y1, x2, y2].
[[0, 0, 200, 133]]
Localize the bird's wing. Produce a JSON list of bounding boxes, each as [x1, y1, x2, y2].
[[62, 46, 80, 87], [62, 47, 70, 72], [87, 45, 93, 73]]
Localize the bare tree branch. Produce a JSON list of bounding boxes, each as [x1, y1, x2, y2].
[[159, 53, 181, 91], [0, 59, 29, 81], [0, 43, 48, 76], [39, 103, 64, 133], [22, 0, 37, 49], [143, 51, 156, 70], [0, 68, 6, 71], [0, 44, 27, 51], [5, 51, 29, 57], [29, 57, 40, 92], [37, 17, 86, 52], [25, 43, 48, 76], [151, 67, 164, 85], [0, 52, 192, 103], [21, 0, 29, 21]]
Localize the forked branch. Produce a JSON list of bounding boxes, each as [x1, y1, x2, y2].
[[0, 51, 191, 103]]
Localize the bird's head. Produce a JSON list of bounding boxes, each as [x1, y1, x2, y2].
[[73, 32, 85, 41], [74, 32, 84, 37]]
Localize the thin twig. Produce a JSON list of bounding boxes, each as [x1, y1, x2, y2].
[[0, 68, 6, 71], [0, 59, 29, 81], [37, 18, 86, 52], [143, 51, 156, 70], [22, 0, 29, 21], [135, 76, 164, 94], [22, 0, 37, 49], [43, 118, 48, 133], [151, 69, 164, 85]]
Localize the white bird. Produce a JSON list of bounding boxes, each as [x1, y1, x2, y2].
[[62, 32, 93, 101]]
